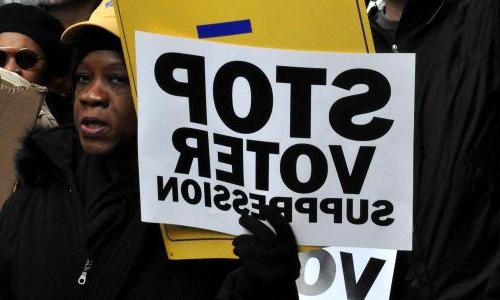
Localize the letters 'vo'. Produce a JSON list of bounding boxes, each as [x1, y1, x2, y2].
[[297, 247, 396, 299]]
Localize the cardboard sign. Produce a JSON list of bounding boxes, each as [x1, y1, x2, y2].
[[298, 247, 396, 300], [137, 32, 414, 250], [0, 69, 45, 208]]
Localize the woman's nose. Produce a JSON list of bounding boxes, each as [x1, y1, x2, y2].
[[78, 80, 109, 108]]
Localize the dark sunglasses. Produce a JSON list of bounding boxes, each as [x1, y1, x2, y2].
[[0, 47, 45, 70]]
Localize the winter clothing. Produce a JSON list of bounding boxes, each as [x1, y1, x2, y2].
[[0, 126, 299, 299], [225, 206, 300, 300], [369, 0, 500, 299]]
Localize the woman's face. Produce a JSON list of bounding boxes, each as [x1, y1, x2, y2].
[[0, 32, 47, 84], [73, 50, 137, 157]]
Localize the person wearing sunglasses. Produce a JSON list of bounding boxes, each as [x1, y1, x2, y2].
[[0, 3, 72, 126]]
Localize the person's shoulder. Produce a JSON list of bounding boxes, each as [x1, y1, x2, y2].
[[462, 0, 498, 8], [15, 125, 77, 186], [452, 0, 498, 18], [0, 126, 76, 237]]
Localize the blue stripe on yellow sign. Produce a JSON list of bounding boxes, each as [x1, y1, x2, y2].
[[197, 19, 252, 38]]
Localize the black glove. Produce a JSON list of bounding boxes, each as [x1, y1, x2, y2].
[[217, 205, 300, 300]]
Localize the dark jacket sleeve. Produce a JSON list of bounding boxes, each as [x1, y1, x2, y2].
[[0, 192, 19, 300], [216, 267, 298, 300], [482, 0, 500, 297], [485, 242, 500, 299], [0, 188, 31, 300], [0, 232, 10, 300]]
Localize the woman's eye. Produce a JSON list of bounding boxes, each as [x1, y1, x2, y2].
[[74, 73, 91, 85], [108, 75, 129, 85]]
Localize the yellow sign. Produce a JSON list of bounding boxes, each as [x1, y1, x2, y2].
[[115, 0, 374, 259]]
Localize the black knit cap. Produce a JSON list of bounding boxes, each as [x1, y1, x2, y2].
[[0, 3, 68, 77]]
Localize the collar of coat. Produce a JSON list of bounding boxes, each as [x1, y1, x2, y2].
[[401, 0, 447, 29], [367, 0, 448, 30]]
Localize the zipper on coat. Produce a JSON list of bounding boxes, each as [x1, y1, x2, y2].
[[77, 258, 93, 285], [392, 44, 399, 53]]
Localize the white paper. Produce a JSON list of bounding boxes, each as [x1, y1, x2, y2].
[[136, 31, 414, 250]]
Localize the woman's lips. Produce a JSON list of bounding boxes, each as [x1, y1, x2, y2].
[[79, 117, 108, 137]]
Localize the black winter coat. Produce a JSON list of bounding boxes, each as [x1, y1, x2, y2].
[[0, 127, 292, 299], [369, 0, 500, 299]]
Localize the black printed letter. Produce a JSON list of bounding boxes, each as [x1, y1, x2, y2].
[[276, 66, 327, 138], [213, 61, 273, 133], [155, 53, 207, 124], [341, 252, 385, 300], [330, 69, 393, 141], [172, 128, 210, 177]]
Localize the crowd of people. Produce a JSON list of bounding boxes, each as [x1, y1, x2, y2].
[[0, 0, 498, 299]]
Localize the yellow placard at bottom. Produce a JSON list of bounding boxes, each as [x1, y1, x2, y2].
[[161, 224, 318, 260]]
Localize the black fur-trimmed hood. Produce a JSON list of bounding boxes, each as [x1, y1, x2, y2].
[[15, 125, 78, 186]]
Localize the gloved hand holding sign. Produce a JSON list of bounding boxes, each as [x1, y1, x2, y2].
[[217, 205, 300, 300]]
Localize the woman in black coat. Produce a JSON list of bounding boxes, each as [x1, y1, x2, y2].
[[0, 1, 300, 299]]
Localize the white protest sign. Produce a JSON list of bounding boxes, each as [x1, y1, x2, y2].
[[137, 31, 414, 250], [298, 247, 396, 300]]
